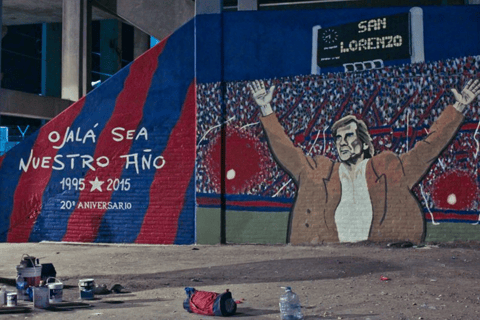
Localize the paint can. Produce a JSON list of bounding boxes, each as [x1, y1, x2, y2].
[[6, 292, 17, 307], [33, 286, 50, 309], [16, 265, 42, 287], [47, 278, 63, 303], [20, 254, 39, 268], [0, 286, 6, 305], [78, 279, 95, 300]]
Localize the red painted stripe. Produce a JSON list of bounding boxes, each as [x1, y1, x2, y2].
[[0, 155, 4, 169], [369, 127, 392, 135], [62, 40, 167, 242], [461, 122, 480, 131], [429, 212, 479, 222], [135, 81, 196, 244], [7, 98, 86, 242], [196, 198, 221, 205], [196, 197, 292, 208], [369, 122, 480, 138], [228, 200, 291, 208]]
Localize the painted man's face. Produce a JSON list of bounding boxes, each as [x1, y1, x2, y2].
[[335, 122, 367, 163]]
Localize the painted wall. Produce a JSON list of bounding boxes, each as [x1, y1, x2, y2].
[[1, 5, 479, 245], [196, 6, 480, 244], [197, 6, 480, 83], [0, 21, 196, 244]]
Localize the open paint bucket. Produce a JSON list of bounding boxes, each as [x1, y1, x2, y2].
[[47, 278, 63, 303], [16, 265, 42, 287], [33, 286, 50, 309], [20, 254, 39, 268], [78, 279, 95, 300]]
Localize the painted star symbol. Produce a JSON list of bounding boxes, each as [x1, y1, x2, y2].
[[89, 177, 104, 192]]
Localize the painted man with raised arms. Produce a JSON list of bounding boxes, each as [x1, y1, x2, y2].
[[250, 79, 480, 245]]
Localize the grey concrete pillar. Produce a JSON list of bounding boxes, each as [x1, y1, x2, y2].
[[42, 23, 62, 98], [62, 0, 92, 101], [100, 19, 122, 82], [238, 0, 257, 11], [410, 7, 425, 64], [467, 0, 480, 4], [196, 0, 223, 15], [195, 0, 225, 243], [133, 27, 150, 60]]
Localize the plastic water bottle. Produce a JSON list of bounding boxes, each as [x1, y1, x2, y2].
[[279, 286, 304, 320], [16, 276, 28, 301]]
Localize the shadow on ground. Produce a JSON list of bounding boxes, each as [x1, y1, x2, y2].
[[0, 277, 16, 286], [233, 307, 278, 317], [73, 256, 400, 292], [315, 314, 380, 319]]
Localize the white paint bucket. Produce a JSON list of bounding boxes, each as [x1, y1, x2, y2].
[[16, 265, 42, 287], [78, 279, 95, 289], [0, 287, 7, 305], [47, 278, 63, 303], [6, 292, 17, 307], [33, 287, 50, 309]]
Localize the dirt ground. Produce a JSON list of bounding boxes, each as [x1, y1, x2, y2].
[[0, 241, 479, 320]]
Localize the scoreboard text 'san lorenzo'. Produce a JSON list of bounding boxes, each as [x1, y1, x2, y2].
[[317, 13, 410, 68]]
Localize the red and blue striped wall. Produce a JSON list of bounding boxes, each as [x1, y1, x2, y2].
[[0, 21, 196, 244]]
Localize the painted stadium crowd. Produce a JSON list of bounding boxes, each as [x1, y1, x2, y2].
[[196, 56, 480, 202]]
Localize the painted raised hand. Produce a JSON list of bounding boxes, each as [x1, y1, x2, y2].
[[451, 79, 480, 113], [249, 80, 275, 116]]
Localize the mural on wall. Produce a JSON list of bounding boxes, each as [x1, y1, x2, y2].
[[196, 6, 480, 244], [249, 79, 479, 244], [0, 22, 196, 244]]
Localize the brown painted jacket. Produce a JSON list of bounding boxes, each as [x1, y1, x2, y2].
[[260, 105, 464, 245]]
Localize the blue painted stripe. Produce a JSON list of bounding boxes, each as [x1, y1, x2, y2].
[[199, 205, 292, 212], [197, 193, 294, 204], [0, 132, 39, 241], [174, 173, 196, 244], [29, 66, 131, 242], [424, 209, 480, 215], [96, 20, 195, 243], [428, 220, 480, 224]]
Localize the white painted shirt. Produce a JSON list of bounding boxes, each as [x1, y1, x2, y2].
[[335, 159, 373, 242]]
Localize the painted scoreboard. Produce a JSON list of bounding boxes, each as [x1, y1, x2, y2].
[[312, 7, 424, 73]]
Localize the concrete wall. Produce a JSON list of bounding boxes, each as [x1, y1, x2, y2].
[[0, 89, 72, 119], [0, 21, 195, 244], [2, 5, 480, 245], [94, 0, 195, 41], [196, 207, 289, 245]]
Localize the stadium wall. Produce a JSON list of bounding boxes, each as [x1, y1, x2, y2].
[[1, 6, 479, 245], [0, 21, 196, 244], [197, 6, 480, 83], [196, 6, 480, 244]]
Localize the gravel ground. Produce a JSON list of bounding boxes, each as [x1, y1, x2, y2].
[[0, 241, 479, 320]]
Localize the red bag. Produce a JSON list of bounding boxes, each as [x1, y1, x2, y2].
[[183, 287, 237, 316]]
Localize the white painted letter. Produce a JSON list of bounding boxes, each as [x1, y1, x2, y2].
[[111, 127, 125, 142]]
